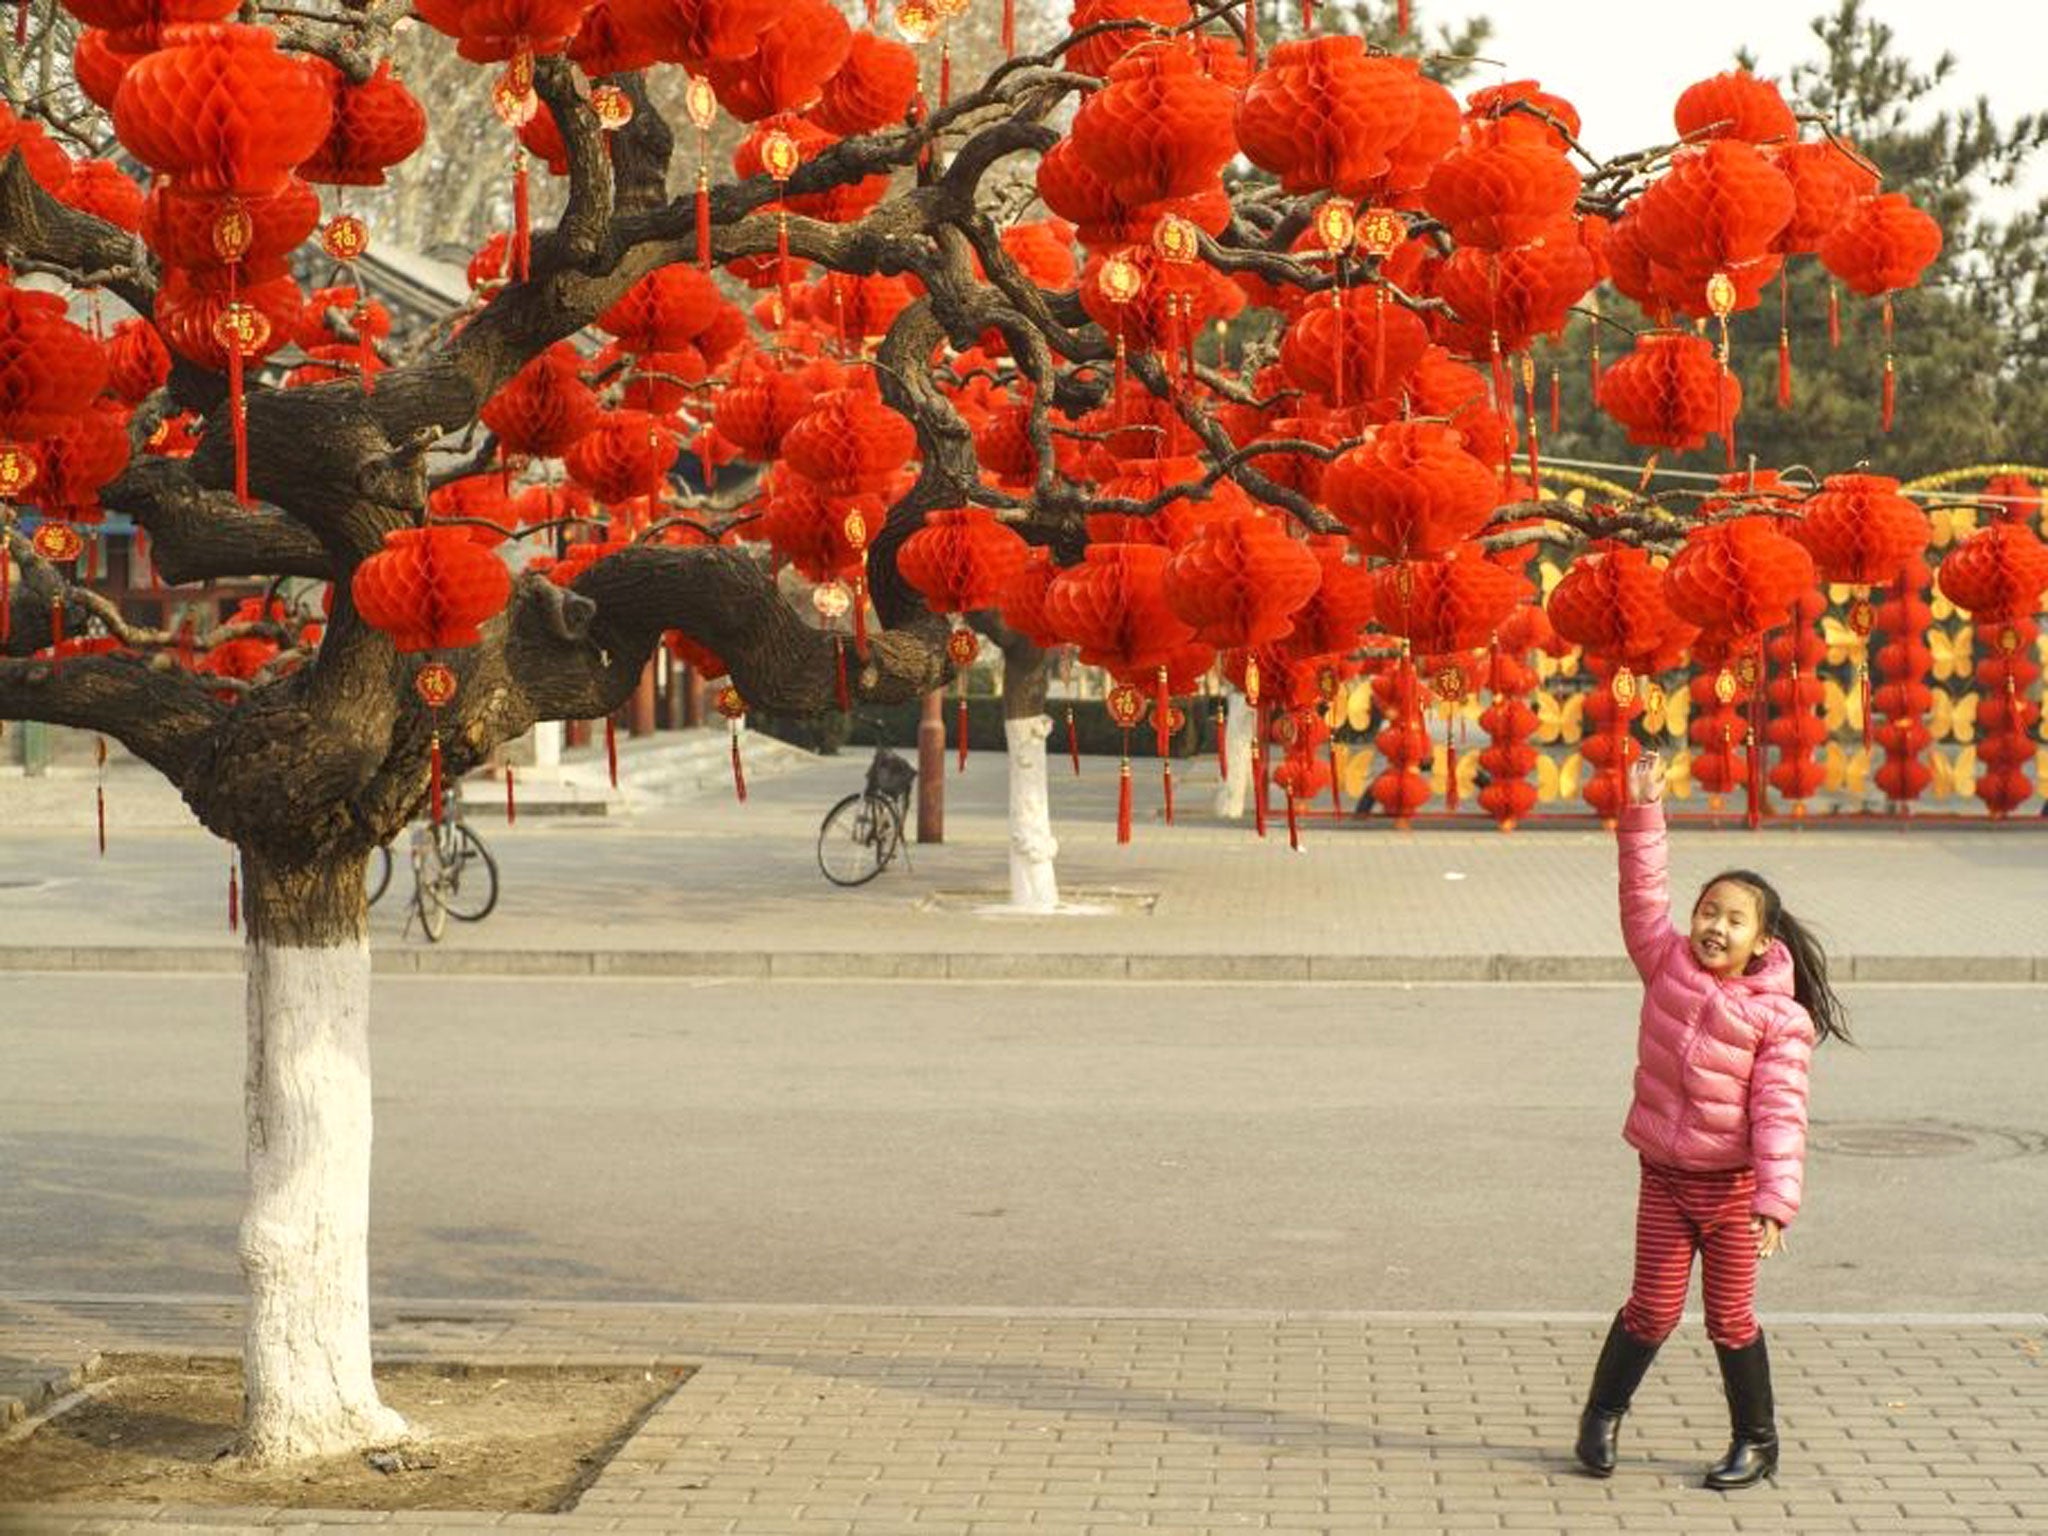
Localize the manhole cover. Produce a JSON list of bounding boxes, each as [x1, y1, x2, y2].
[[1810, 1122, 1979, 1158]]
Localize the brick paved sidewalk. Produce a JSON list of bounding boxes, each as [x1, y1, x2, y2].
[[4, 1296, 2046, 1534]]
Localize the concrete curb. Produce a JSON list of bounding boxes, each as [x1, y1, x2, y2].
[[2, 945, 2045, 983]]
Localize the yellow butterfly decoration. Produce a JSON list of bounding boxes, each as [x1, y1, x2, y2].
[[1430, 747, 1482, 800], [1533, 646, 1582, 680], [1822, 677, 1864, 735], [1822, 743, 1870, 795], [1343, 679, 1376, 732], [1825, 582, 1861, 606], [1535, 751, 1585, 802], [1641, 683, 1690, 738], [1534, 689, 1585, 744], [1928, 625, 1974, 682], [1928, 502, 1979, 549], [1663, 748, 1694, 800], [1929, 745, 1978, 800], [1820, 614, 1866, 667], [1928, 690, 1978, 743], [1538, 558, 1567, 597], [1336, 742, 1374, 801]]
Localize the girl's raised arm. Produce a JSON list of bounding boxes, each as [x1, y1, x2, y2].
[[1616, 754, 1680, 981]]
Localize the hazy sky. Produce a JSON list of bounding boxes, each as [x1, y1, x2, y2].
[[1449, 0, 2047, 211]]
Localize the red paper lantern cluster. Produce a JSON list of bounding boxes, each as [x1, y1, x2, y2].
[[1791, 473, 1930, 587], [481, 343, 601, 458], [896, 507, 1031, 616], [1545, 546, 1682, 670], [1663, 517, 1815, 640], [1069, 43, 1237, 207], [1595, 331, 1738, 453], [1936, 523, 2048, 623], [299, 59, 426, 186], [1043, 542, 1194, 673], [1373, 551, 1527, 654], [1321, 422, 1499, 561], [704, 0, 851, 121], [1161, 515, 1321, 649]]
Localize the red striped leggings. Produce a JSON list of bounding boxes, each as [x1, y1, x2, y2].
[[1620, 1158, 1761, 1349]]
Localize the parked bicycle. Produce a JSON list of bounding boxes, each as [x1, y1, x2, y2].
[[365, 785, 500, 940], [818, 745, 916, 887]]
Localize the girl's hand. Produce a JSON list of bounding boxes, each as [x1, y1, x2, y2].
[[1627, 750, 1666, 806], [1753, 1216, 1785, 1260]]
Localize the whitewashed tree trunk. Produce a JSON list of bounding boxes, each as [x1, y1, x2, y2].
[[235, 856, 405, 1464], [1003, 714, 1060, 911], [1213, 689, 1255, 819]]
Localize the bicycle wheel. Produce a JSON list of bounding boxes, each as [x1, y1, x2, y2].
[[438, 824, 500, 922], [411, 831, 448, 942], [365, 845, 392, 907], [818, 792, 897, 887]]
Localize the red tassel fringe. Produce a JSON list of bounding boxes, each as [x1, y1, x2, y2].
[[1, 545, 11, 645], [1252, 725, 1269, 839], [605, 715, 619, 787], [835, 637, 850, 712], [1777, 329, 1793, 408], [1397, 0, 1408, 33], [506, 766, 517, 825], [730, 726, 748, 802], [1067, 706, 1080, 774], [1215, 704, 1228, 781], [228, 857, 240, 934], [1002, 0, 1014, 54], [696, 174, 712, 271], [1285, 792, 1300, 851], [1117, 756, 1133, 844], [1548, 367, 1561, 435], [1827, 283, 1841, 348], [1162, 761, 1175, 825], [956, 695, 968, 773], [227, 339, 250, 506], [1244, 0, 1257, 69], [852, 576, 869, 658], [512, 153, 531, 282], [429, 732, 444, 824], [1881, 358, 1896, 433], [97, 784, 106, 855]]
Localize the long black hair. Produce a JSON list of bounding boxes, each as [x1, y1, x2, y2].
[[1698, 869, 1852, 1045]]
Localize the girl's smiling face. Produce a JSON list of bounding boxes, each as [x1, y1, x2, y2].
[[1691, 879, 1767, 976]]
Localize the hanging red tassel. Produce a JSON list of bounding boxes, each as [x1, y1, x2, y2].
[[228, 855, 240, 934], [939, 36, 951, 107], [15, 0, 27, 47], [696, 170, 712, 271], [429, 730, 444, 824], [1117, 753, 1133, 844], [1215, 703, 1228, 781], [852, 575, 870, 659], [1776, 329, 1793, 408], [96, 735, 107, 855], [1, 544, 11, 645], [1881, 355, 1896, 433], [1520, 357, 1540, 491], [1328, 740, 1343, 817], [506, 766, 517, 826], [1827, 282, 1841, 348], [730, 722, 748, 801], [355, 303, 376, 395], [956, 693, 969, 773], [834, 636, 851, 712], [48, 596, 62, 649], [226, 330, 250, 505], [605, 715, 619, 787], [775, 208, 792, 330], [865, 0, 875, 20], [1066, 705, 1081, 774], [1397, 0, 1409, 33], [1252, 714, 1269, 839], [512, 151, 531, 282], [1162, 760, 1175, 824], [1299, 0, 1312, 28], [1153, 666, 1171, 758], [1285, 791, 1300, 851], [1244, 0, 1257, 69], [1548, 366, 1561, 435], [1002, 0, 1014, 53]]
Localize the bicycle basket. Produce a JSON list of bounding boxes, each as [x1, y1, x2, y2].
[[866, 748, 917, 800]]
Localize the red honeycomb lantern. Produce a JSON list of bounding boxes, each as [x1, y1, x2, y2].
[[704, 0, 851, 121], [113, 24, 333, 193], [1595, 330, 1738, 452], [712, 358, 815, 459], [480, 343, 601, 458], [1662, 517, 1815, 640], [1278, 288, 1433, 406], [31, 402, 132, 519], [1545, 545, 1681, 670], [809, 29, 919, 136], [59, 160, 145, 232], [1063, 0, 1191, 81], [605, 0, 781, 68], [1070, 42, 1237, 207], [1235, 36, 1421, 198], [1764, 139, 1878, 254], [563, 409, 679, 507], [754, 465, 879, 582], [1161, 514, 1322, 649], [780, 379, 916, 496], [568, 0, 660, 74], [1672, 69, 1797, 145], [350, 525, 513, 652], [1791, 473, 1930, 587], [1818, 191, 1944, 297], [1271, 535, 1374, 663], [1422, 130, 1580, 251], [1631, 141, 1795, 298], [998, 547, 1064, 649], [1373, 550, 1529, 654], [140, 178, 322, 275], [598, 263, 727, 352], [1321, 421, 1500, 561], [105, 317, 171, 405], [1936, 523, 2048, 623], [1043, 542, 1195, 673], [299, 59, 426, 186], [1430, 219, 1596, 357], [0, 285, 111, 440], [897, 507, 1031, 616]]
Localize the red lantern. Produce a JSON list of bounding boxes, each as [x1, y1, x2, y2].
[[563, 409, 679, 508], [897, 506, 1031, 616], [31, 402, 131, 520], [1764, 139, 1878, 254], [1662, 517, 1815, 640], [1278, 287, 1432, 406], [1545, 546, 1682, 670], [1161, 514, 1322, 649], [1936, 523, 2048, 623], [780, 378, 916, 496], [1672, 69, 1798, 145], [1791, 473, 1930, 587], [704, 0, 852, 121], [1818, 192, 1943, 297], [59, 159, 146, 231], [1430, 219, 1597, 357], [712, 357, 816, 459], [140, 178, 321, 275], [1042, 542, 1195, 673], [599, 263, 727, 351], [1321, 421, 1499, 561], [0, 285, 110, 441], [809, 29, 919, 135], [1631, 141, 1795, 299], [105, 317, 171, 405], [351, 526, 514, 652], [1070, 42, 1237, 207], [1235, 37, 1421, 198], [1595, 330, 1738, 453], [113, 24, 332, 193], [481, 343, 601, 459], [1271, 535, 1374, 663], [605, 0, 781, 68], [1373, 550, 1528, 654], [299, 59, 427, 186], [754, 463, 878, 581], [1422, 129, 1580, 251], [1063, 0, 1191, 81], [998, 546, 1064, 649]]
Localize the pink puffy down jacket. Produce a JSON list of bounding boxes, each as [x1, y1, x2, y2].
[[1617, 802, 1816, 1227]]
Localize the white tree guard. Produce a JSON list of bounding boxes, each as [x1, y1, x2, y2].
[[237, 942, 406, 1463], [1212, 689, 1255, 819]]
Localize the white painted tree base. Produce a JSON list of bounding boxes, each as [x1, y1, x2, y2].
[[237, 941, 407, 1464], [985, 715, 1065, 915], [1213, 690, 1255, 820]]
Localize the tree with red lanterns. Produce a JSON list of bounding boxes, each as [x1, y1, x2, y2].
[[2, 0, 2024, 1467]]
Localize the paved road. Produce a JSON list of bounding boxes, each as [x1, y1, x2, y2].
[[5, 974, 2044, 1313]]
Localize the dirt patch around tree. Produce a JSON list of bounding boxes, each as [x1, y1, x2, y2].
[[0, 1354, 691, 1512]]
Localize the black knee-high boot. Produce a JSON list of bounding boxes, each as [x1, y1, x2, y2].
[[1575, 1311, 1662, 1477], [1704, 1332, 1779, 1489]]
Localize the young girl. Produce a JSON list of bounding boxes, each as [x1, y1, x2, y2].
[[1574, 750, 1850, 1489]]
